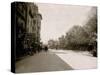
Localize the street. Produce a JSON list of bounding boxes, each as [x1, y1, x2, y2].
[[16, 50, 73, 73], [51, 49, 97, 69]]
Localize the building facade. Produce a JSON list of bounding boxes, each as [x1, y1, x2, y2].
[[15, 2, 42, 57]]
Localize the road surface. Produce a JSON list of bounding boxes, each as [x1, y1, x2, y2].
[[16, 50, 73, 73]]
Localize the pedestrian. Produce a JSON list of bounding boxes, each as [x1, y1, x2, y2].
[[44, 46, 48, 52]]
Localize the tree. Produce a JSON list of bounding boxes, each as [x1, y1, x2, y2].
[[48, 39, 58, 49], [83, 7, 97, 54]]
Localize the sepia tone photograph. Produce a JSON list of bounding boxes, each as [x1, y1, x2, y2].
[[11, 2, 97, 73]]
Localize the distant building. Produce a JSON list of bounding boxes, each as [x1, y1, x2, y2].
[[15, 2, 42, 57]]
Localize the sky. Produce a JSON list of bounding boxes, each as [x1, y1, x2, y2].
[[37, 3, 92, 44]]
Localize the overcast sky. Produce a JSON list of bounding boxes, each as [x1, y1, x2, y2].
[[37, 3, 92, 44]]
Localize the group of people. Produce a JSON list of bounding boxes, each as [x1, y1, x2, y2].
[[24, 43, 48, 56]]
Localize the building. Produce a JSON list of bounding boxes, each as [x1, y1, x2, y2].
[[15, 2, 42, 57]]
